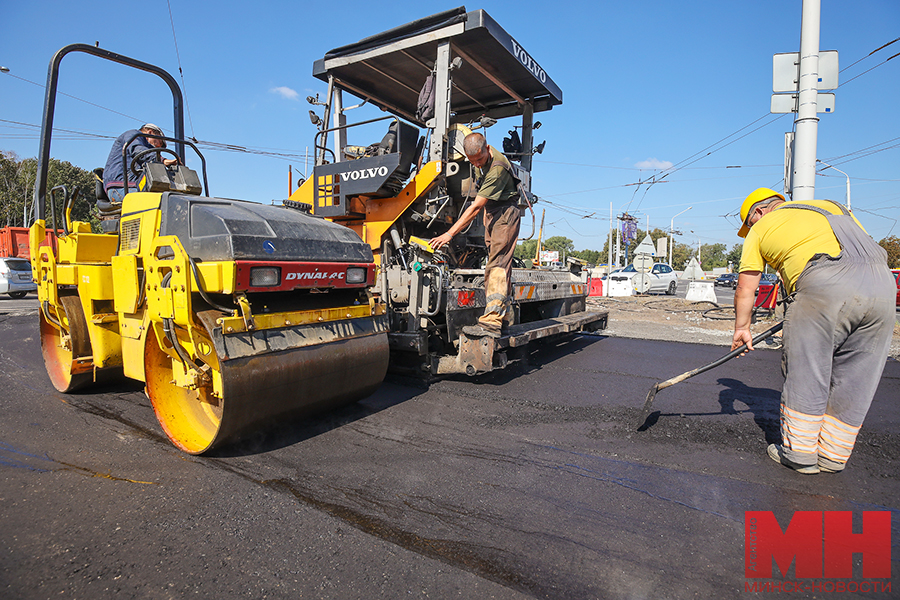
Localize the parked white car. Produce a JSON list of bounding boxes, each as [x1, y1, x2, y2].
[[616, 262, 678, 295], [0, 257, 36, 298]]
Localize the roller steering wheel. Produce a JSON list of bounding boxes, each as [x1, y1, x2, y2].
[[130, 147, 181, 176]]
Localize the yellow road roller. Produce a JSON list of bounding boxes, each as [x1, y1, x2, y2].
[[30, 44, 388, 454]]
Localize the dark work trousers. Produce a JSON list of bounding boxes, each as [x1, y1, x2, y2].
[[479, 203, 521, 333], [778, 203, 895, 470]]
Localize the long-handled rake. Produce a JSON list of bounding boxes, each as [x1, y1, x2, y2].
[[636, 321, 784, 430]]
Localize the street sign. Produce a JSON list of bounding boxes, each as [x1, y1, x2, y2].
[[784, 132, 794, 195], [771, 92, 835, 114], [656, 237, 667, 259], [633, 253, 653, 273], [632, 273, 651, 294], [634, 235, 656, 257], [773, 50, 839, 92], [540, 250, 559, 263]]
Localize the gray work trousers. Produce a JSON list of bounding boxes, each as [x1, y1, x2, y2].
[[778, 203, 895, 469]]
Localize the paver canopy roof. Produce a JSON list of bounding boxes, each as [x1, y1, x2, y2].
[[313, 6, 563, 126]]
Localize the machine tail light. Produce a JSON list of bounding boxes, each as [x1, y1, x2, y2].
[[250, 266, 281, 287], [345, 267, 366, 284]]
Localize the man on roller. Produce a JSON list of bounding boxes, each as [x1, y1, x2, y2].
[[429, 132, 521, 338], [103, 123, 177, 202], [732, 187, 894, 474]]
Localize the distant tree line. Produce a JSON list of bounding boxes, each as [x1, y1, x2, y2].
[[517, 226, 900, 270], [1, 150, 98, 230], [6, 147, 898, 269], [514, 228, 743, 271]]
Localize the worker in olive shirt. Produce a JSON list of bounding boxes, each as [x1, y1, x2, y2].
[[732, 187, 894, 475], [430, 132, 521, 337]]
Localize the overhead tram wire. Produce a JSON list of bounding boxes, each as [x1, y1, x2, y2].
[[835, 36, 900, 89], [635, 38, 900, 220], [611, 36, 900, 215], [167, 0, 195, 138], [819, 137, 900, 167], [1, 72, 145, 123], [837, 36, 899, 74], [0, 118, 315, 162]]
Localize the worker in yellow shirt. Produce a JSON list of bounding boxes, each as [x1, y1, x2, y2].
[[732, 188, 895, 474]]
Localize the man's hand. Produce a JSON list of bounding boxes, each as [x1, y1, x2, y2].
[[429, 196, 487, 251], [429, 232, 453, 250], [162, 158, 180, 167], [731, 328, 754, 355]]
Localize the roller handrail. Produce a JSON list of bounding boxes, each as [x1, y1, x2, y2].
[[34, 43, 185, 222]]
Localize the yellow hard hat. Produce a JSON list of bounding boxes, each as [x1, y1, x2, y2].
[[738, 188, 785, 238]]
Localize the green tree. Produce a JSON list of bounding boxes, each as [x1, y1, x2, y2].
[[514, 239, 539, 262], [671, 242, 692, 270], [543, 236, 574, 258], [725, 243, 743, 270], [0, 151, 98, 230], [879, 236, 900, 268], [697, 243, 727, 269], [1, 151, 31, 227], [571, 248, 601, 265]]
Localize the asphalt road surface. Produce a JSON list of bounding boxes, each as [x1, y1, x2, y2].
[[1, 304, 898, 599]]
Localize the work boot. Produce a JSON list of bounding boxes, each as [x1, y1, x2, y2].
[[766, 444, 819, 475], [817, 456, 845, 473], [461, 324, 500, 339]]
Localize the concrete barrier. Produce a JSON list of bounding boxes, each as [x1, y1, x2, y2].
[[685, 281, 717, 303], [607, 276, 633, 297]]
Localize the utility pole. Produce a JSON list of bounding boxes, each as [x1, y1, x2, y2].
[[607, 201, 613, 290], [817, 160, 851, 210], [791, 0, 821, 201], [615, 215, 621, 269], [669, 206, 691, 268]]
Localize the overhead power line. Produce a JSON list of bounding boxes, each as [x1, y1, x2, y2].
[[167, 0, 195, 137]]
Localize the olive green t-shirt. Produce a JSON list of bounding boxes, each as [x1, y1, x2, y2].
[[474, 146, 518, 204]]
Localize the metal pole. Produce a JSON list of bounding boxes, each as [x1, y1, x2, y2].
[[791, 0, 821, 201], [669, 206, 691, 267], [333, 89, 346, 162], [607, 202, 613, 296], [429, 41, 452, 161], [615, 215, 621, 269], [817, 159, 851, 210], [317, 76, 334, 167]]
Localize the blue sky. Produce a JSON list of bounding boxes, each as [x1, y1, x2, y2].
[[2, 1, 898, 253]]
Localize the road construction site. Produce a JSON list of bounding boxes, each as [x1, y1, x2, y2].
[[3, 6, 898, 597], [1, 298, 897, 599]]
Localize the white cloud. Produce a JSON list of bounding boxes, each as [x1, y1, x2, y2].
[[270, 86, 300, 101], [635, 158, 673, 170]]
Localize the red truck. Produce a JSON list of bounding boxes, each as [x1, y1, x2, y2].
[[0, 226, 66, 258], [0, 227, 31, 258], [0, 227, 65, 298]]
